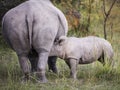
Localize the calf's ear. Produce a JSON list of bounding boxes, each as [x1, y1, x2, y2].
[[58, 36, 66, 46]]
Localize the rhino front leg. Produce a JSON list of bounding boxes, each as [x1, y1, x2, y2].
[[48, 56, 58, 73], [66, 59, 78, 79], [18, 54, 30, 82]]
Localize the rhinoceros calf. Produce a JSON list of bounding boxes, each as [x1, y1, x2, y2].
[[2, 0, 68, 83], [50, 36, 114, 79]]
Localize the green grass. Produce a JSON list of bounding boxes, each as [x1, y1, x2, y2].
[[0, 28, 120, 90], [0, 4, 120, 90]]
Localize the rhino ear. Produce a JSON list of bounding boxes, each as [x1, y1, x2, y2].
[[58, 36, 67, 46]]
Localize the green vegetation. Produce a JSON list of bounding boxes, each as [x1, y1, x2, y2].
[[0, 0, 120, 90]]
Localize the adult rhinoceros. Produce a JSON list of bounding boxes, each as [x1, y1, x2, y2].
[[2, 0, 68, 83]]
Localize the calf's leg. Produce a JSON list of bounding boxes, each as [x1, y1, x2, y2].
[[66, 59, 78, 79]]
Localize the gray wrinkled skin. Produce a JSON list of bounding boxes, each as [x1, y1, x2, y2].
[[50, 36, 114, 79], [2, 0, 68, 83]]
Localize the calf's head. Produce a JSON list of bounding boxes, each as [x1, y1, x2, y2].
[[50, 36, 67, 56]]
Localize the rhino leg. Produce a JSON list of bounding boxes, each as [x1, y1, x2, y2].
[[65, 60, 71, 68], [28, 49, 38, 72], [37, 52, 49, 83], [66, 59, 78, 79], [98, 53, 105, 65], [48, 56, 58, 73], [28, 50, 58, 74], [18, 54, 30, 82], [29, 56, 38, 73], [28, 50, 48, 83], [32, 28, 57, 83]]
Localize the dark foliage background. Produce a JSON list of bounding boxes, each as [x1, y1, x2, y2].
[[0, 0, 120, 36], [0, 0, 25, 25]]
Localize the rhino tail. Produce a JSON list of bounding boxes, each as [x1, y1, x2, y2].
[[104, 42, 114, 66], [105, 43, 114, 59], [26, 14, 33, 48]]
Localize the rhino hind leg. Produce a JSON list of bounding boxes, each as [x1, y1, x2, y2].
[[98, 53, 105, 65], [48, 56, 58, 73], [29, 57, 38, 72], [37, 52, 49, 83], [28, 49, 58, 74], [28, 49, 38, 72], [18, 54, 30, 82], [29, 56, 58, 74]]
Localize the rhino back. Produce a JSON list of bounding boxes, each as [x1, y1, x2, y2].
[[2, 0, 68, 54], [64, 37, 103, 60]]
